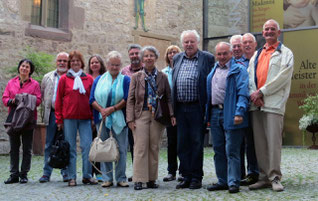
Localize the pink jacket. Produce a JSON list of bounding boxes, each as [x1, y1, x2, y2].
[[2, 76, 42, 120]]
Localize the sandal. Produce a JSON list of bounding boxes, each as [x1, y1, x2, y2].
[[68, 179, 77, 187]]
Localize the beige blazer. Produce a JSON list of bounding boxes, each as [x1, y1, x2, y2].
[[126, 70, 173, 123]]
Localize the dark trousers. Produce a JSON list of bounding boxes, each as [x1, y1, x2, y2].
[[166, 125, 179, 175], [9, 129, 34, 177], [243, 126, 259, 176], [128, 127, 134, 163], [176, 103, 204, 182]]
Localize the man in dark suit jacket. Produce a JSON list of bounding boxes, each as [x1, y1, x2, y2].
[[172, 30, 215, 189]]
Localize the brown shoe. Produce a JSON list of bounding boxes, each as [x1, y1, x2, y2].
[[82, 178, 98, 185], [68, 179, 77, 187], [101, 181, 113, 188], [249, 180, 271, 190], [117, 181, 129, 187]]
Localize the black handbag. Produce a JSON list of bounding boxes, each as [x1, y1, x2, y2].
[[145, 74, 172, 126], [48, 129, 70, 169]]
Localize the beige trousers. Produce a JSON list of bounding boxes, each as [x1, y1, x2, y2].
[[132, 111, 165, 182], [251, 110, 284, 182]]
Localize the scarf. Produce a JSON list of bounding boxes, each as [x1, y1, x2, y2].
[[68, 69, 86, 94], [94, 72, 125, 135], [144, 68, 158, 114]]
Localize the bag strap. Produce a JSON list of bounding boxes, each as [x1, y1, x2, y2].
[[90, 161, 118, 175], [97, 120, 114, 138]]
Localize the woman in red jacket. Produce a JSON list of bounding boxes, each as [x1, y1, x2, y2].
[[55, 51, 97, 187], [2, 59, 41, 184]]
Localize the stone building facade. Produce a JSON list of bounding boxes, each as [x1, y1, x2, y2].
[[0, 0, 204, 153]]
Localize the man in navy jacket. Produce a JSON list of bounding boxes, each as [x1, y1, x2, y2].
[[172, 30, 214, 189]]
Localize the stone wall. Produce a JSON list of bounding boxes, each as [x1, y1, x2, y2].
[[0, 0, 203, 153], [206, 0, 249, 54]]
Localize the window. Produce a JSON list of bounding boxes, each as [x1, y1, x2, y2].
[[31, 0, 59, 28]]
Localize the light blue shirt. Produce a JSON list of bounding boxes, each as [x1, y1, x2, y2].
[[162, 66, 173, 88]]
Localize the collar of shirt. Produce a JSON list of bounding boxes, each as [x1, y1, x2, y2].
[[217, 60, 231, 69], [183, 51, 199, 60], [263, 41, 280, 51]]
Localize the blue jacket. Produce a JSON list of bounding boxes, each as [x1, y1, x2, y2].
[[172, 50, 215, 115], [206, 58, 249, 130]]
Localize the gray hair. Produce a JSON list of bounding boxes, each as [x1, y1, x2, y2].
[[215, 42, 232, 52], [242, 33, 256, 42], [230, 35, 242, 45], [180, 30, 200, 44], [140, 46, 160, 60], [128, 44, 142, 52], [263, 19, 280, 30], [56, 52, 69, 61], [106, 51, 122, 66]]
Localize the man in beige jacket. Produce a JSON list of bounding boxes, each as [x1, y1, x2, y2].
[[248, 19, 294, 192]]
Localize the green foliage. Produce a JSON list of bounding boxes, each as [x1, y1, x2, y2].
[[7, 47, 55, 83], [299, 93, 318, 131], [299, 93, 318, 115]]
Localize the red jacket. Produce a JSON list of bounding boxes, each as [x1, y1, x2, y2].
[[55, 72, 93, 124]]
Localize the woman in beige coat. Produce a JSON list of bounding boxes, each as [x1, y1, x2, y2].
[[126, 46, 176, 190]]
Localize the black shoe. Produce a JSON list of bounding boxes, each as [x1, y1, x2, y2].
[[20, 176, 28, 184], [128, 176, 133, 182], [229, 185, 240, 193], [177, 175, 184, 182], [4, 176, 19, 184], [147, 181, 159, 188], [189, 180, 202, 189], [207, 183, 228, 191], [63, 174, 69, 182], [176, 180, 190, 189], [163, 174, 176, 182], [241, 174, 258, 186], [134, 182, 143, 190]]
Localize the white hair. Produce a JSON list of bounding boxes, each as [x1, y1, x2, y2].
[[263, 19, 280, 30], [56, 52, 69, 61], [229, 35, 242, 46], [140, 46, 160, 60], [242, 33, 256, 42], [215, 42, 232, 52], [106, 51, 122, 66], [180, 30, 200, 44]]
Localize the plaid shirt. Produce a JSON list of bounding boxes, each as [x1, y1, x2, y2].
[[176, 53, 199, 102]]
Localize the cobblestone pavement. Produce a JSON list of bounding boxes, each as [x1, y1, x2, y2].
[[1, 148, 318, 201]]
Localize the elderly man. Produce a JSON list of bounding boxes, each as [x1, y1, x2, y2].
[[242, 33, 257, 60], [172, 30, 215, 189], [248, 19, 294, 192], [230, 35, 249, 67], [230, 33, 260, 186], [206, 42, 249, 194], [121, 44, 143, 182], [39, 52, 69, 183]]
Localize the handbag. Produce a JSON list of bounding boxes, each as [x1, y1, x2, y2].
[[89, 121, 120, 163], [146, 74, 172, 126], [48, 129, 70, 169]]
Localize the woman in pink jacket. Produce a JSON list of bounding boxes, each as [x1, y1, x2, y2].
[[2, 59, 41, 184]]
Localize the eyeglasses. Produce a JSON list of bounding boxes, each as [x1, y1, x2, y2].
[[57, 60, 68, 63]]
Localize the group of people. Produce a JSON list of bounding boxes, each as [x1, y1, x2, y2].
[[2, 19, 294, 194]]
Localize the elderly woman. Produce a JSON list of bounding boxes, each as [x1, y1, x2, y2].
[[2, 59, 41, 184], [55, 50, 97, 187], [87, 54, 106, 181], [90, 51, 130, 188], [161, 45, 182, 182], [126, 46, 176, 190]]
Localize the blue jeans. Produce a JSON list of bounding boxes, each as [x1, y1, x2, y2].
[[176, 102, 204, 182], [98, 123, 128, 182], [64, 119, 92, 179], [210, 108, 244, 187], [42, 110, 67, 177]]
